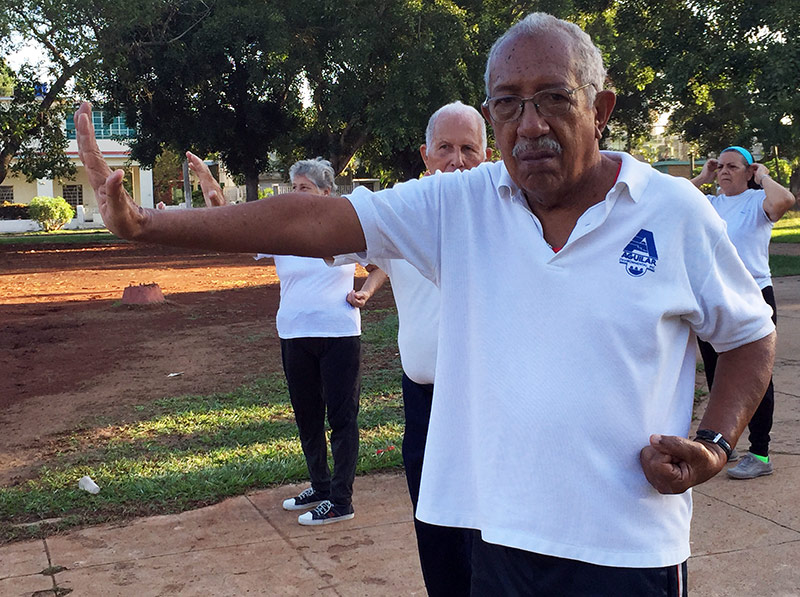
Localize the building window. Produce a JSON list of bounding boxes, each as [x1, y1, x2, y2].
[[62, 185, 83, 208], [0, 186, 13, 202], [65, 111, 137, 140]]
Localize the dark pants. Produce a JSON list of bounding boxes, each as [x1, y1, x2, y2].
[[697, 285, 776, 457], [470, 534, 688, 597], [281, 336, 361, 507], [401, 374, 472, 597]]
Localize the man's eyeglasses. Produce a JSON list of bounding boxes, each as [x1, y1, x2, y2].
[[483, 83, 595, 122]]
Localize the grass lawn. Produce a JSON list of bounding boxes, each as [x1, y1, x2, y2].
[[771, 209, 800, 243], [771, 210, 800, 276], [0, 310, 404, 544], [0, 229, 119, 245]]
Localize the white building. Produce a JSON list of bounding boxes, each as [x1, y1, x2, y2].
[[0, 110, 153, 232]]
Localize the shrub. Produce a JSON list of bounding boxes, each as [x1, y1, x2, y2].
[[28, 196, 75, 231], [0, 201, 30, 220]]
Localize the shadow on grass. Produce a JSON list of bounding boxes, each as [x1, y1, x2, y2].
[[0, 312, 405, 544]]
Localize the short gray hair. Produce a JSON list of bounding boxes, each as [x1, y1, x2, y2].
[[425, 101, 488, 151], [484, 13, 606, 102], [289, 157, 337, 193]]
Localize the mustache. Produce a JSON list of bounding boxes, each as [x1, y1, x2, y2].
[[512, 137, 562, 158]]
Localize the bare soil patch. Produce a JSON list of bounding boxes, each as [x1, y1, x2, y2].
[[0, 241, 394, 486]]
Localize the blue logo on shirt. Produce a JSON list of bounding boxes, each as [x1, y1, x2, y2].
[[620, 229, 658, 277]]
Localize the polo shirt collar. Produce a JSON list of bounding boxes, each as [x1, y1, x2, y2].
[[496, 162, 519, 202], [602, 151, 650, 204], [495, 150, 651, 206]]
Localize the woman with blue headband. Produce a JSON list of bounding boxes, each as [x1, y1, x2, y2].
[[692, 146, 796, 479]]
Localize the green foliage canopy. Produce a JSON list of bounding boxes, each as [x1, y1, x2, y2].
[[0, 0, 101, 184]]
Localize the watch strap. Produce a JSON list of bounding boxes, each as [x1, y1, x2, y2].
[[694, 428, 732, 459]]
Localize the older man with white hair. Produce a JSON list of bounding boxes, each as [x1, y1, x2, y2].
[[76, 12, 774, 595], [346, 100, 491, 596]]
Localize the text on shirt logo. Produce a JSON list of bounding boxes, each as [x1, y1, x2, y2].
[[620, 229, 659, 277]]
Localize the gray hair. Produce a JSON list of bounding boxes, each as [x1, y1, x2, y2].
[[425, 101, 488, 151], [484, 13, 606, 102], [289, 157, 337, 193]]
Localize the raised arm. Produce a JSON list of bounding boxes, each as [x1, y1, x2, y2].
[[752, 163, 796, 222], [186, 151, 226, 207], [690, 159, 718, 189], [640, 332, 775, 494], [76, 102, 366, 257]]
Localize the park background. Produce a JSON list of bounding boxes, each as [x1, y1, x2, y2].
[[1, 0, 799, 215], [2, 0, 800, 554]]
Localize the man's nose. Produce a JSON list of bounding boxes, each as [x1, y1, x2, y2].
[[517, 103, 550, 138], [453, 150, 466, 169]]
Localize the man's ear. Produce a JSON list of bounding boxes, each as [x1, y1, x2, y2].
[[593, 89, 616, 140], [420, 144, 430, 173], [485, 147, 493, 161]]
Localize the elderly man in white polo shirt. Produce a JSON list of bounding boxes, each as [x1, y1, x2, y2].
[[345, 101, 491, 596], [76, 12, 774, 595]]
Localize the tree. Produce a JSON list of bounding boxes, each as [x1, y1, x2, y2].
[[621, 0, 800, 193], [94, 0, 302, 201], [0, 0, 99, 185], [93, 0, 491, 186], [283, 0, 479, 181]]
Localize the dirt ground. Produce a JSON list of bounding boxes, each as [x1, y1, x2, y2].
[[0, 241, 394, 486]]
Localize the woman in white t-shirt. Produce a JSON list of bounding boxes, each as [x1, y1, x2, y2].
[[188, 154, 375, 525], [257, 158, 368, 526], [691, 146, 796, 479]]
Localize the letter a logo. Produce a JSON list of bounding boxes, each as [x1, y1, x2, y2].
[[619, 229, 658, 277]]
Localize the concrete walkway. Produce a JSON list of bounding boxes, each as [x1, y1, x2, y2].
[[3, 277, 800, 596]]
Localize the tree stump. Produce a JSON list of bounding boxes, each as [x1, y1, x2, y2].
[[121, 283, 165, 305]]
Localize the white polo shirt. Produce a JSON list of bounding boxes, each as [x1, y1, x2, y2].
[[368, 258, 439, 384], [706, 189, 774, 289], [256, 254, 361, 339], [328, 254, 439, 384], [344, 152, 774, 567]]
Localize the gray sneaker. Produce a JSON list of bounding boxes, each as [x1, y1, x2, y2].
[[727, 453, 773, 479], [728, 448, 740, 462]]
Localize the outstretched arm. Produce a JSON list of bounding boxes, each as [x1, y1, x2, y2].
[[186, 151, 226, 207], [76, 102, 366, 257], [640, 332, 775, 494], [752, 163, 796, 222]]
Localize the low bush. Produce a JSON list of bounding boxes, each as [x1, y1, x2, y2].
[[28, 196, 75, 231], [0, 201, 30, 220]]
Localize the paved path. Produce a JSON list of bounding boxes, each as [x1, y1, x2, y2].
[[3, 278, 800, 596]]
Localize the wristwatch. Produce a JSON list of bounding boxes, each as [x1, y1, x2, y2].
[[694, 429, 732, 459]]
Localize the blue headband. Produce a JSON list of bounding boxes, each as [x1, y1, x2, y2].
[[721, 146, 753, 165]]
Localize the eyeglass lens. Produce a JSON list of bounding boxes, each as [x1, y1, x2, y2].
[[490, 89, 573, 121]]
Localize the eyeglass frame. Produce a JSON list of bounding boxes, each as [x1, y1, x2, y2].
[[482, 83, 596, 122]]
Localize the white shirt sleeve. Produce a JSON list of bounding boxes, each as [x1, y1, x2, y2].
[[690, 232, 775, 351], [344, 179, 444, 285]]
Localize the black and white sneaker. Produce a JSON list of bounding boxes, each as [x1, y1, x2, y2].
[[282, 488, 326, 511], [298, 500, 354, 526]]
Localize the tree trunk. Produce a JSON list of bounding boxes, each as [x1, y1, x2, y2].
[[0, 154, 10, 186], [245, 171, 259, 202], [0, 143, 22, 186], [790, 166, 800, 204]]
